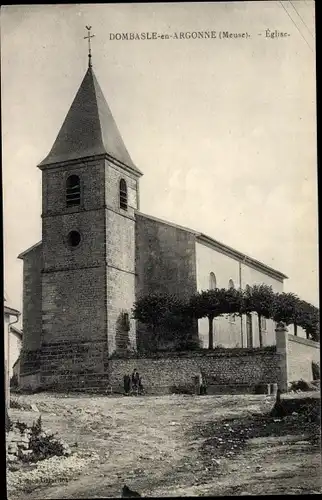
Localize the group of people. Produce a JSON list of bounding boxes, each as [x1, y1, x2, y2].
[[123, 369, 144, 396], [123, 368, 207, 396]]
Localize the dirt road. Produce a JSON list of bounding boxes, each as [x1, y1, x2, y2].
[[8, 392, 321, 498]]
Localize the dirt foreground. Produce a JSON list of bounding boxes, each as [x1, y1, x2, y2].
[[7, 392, 321, 498]]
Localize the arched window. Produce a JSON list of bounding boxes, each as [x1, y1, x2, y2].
[[209, 272, 217, 290], [119, 179, 128, 211], [66, 175, 81, 207], [228, 279, 235, 289]]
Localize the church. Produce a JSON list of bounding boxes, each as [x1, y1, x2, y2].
[[18, 42, 288, 390]]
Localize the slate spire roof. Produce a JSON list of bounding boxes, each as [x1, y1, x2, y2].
[[39, 66, 141, 175]]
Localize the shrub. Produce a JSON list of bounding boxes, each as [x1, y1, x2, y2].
[[289, 379, 318, 392], [10, 397, 32, 410], [31, 416, 43, 437], [25, 415, 70, 462], [15, 420, 29, 434], [312, 361, 320, 381], [10, 397, 23, 409], [27, 433, 66, 462]]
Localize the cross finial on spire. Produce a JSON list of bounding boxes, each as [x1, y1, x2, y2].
[[84, 26, 95, 68]]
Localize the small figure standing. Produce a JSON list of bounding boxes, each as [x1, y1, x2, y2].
[[123, 374, 131, 395], [200, 372, 208, 395], [131, 369, 140, 393], [138, 376, 144, 395], [197, 370, 207, 395]]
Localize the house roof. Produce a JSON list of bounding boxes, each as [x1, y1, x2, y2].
[[18, 241, 42, 259], [12, 356, 20, 368], [38, 66, 142, 177], [137, 211, 288, 282], [10, 325, 23, 340], [4, 305, 20, 317]]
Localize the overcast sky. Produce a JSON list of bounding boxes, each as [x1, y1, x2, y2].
[[2, 2, 317, 319]]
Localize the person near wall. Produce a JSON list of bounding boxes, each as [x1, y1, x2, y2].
[[131, 369, 140, 393], [138, 376, 144, 395], [200, 371, 208, 395], [123, 374, 131, 395]]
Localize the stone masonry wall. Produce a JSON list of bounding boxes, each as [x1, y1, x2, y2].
[[109, 347, 282, 393], [107, 266, 136, 356], [105, 160, 138, 356], [42, 209, 106, 271], [20, 244, 43, 378], [287, 334, 320, 383], [40, 340, 109, 391], [135, 214, 198, 350], [21, 244, 43, 352], [135, 214, 197, 299], [42, 160, 105, 215], [41, 267, 107, 345]]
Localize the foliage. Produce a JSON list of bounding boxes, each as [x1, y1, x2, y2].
[[188, 288, 243, 350], [31, 416, 43, 436], [189, 288, 242, 320], [271, 293, 319, 341], [312, 361, 320, 381], [26, 415, 68, 462], [241, 284, 275, 346], [10, 397, 23, 409], [241, 284, 275, 318], [297, 300, 319, 341], [289, 379, 318, 392], [10, 397, 32, 410], [133, 293, 195, 350], [271, 292, 301, 325], [133, 293, 175, 326], [27, 433, 65, 462], [135, 284, 319, 350], [15, 420, 28, 434]]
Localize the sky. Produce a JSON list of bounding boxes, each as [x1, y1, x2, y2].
[[1, 2, 318, 322]]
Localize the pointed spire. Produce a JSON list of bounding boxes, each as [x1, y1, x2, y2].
[[39, 64, 142, 175], [84, 26, 95, 68]]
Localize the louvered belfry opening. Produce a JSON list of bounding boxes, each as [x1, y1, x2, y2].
[[119, 178, 128, 210], [66, 175, 81, 207]]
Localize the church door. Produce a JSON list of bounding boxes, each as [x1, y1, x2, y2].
[[246, 313, 253, 347]]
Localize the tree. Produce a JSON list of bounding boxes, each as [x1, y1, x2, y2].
[[297, 300, 320, 341], [132, 294, 172, 348], [132, 293, 189, 350], [189, 288, 243, 350], [271, 292, 301, 326], [241, 284, 275, 347]]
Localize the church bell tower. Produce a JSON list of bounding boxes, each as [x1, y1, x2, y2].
[[38, 29, 142, 389]]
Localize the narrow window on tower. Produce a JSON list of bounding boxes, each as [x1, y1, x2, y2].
[[119, 178, 128, 211], [66, 175, 81, 207]]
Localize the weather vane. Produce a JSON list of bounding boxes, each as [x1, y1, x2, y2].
[[84, 26, 95, 68]]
